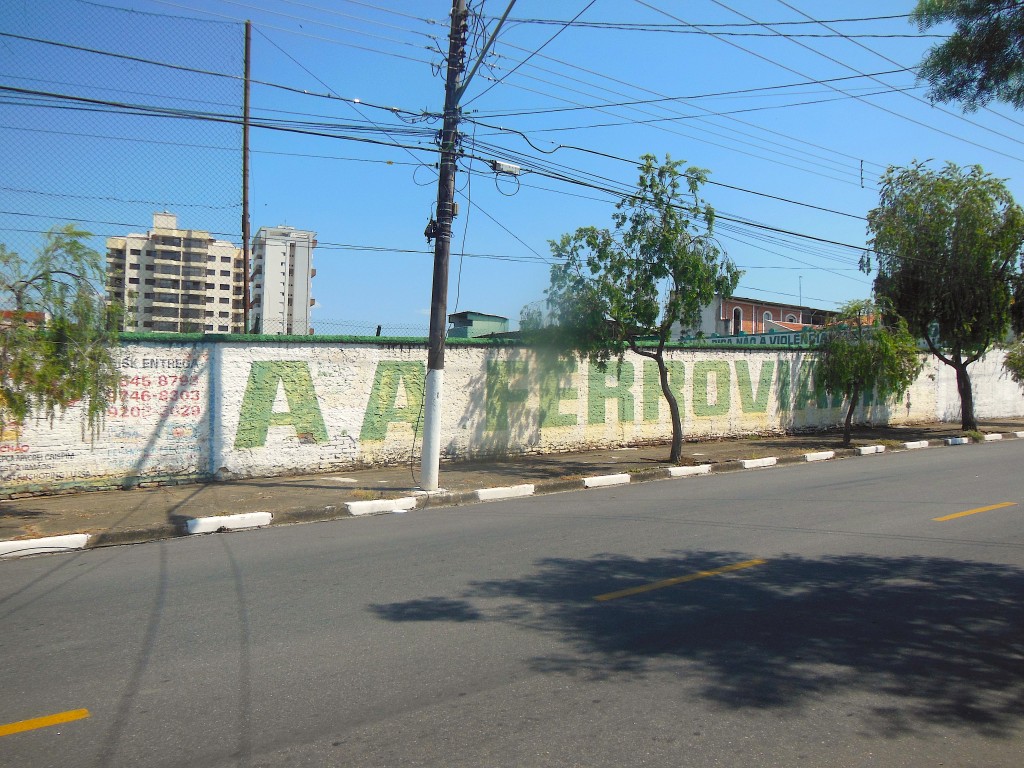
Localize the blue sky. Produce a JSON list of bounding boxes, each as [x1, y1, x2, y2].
[[3, 1, 1023, 334]]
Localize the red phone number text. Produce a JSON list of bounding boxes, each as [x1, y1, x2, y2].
[[121, 389, 201, 403], [120, 374, 200, 388], [106, 404, 202, 419]]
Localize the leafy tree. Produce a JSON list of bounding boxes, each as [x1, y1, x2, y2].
[[865, 161, 1024, 431], [0, 225, 121, 436], [1008, 266, 1024, 387], [1005, 337, 1024, 388], [545, 154, 740, 462], [913, 1, 1024, 111], [814, 299, 924, 447]]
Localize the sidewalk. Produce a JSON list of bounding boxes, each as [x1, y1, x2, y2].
[[3, 419, 1023, 555]]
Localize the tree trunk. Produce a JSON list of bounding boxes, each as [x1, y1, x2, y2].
[[843, 382, 860, 447], [955, 361, 977, 432], [656, 353, 684, 463]]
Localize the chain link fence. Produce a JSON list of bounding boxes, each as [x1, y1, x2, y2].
[[0, 0, 244, 299], [293, 319, 429, 338]]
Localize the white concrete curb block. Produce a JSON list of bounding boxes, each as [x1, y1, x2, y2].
[[186, 512, 273, 534], [668, 465, 712, 478], [1014, 431, 1024, 438], [944, 437, 970, 446], [0, 533, 90, 558], [903, 440, 930, 450], [476, 484, 535, 501], [583, 473, 631, 488], [803, 451, 834, 462], [983, 433, 1003, 441], [739, 457, 778, 469], [856, 445, 886, 455], [346, 496, 417, 516]]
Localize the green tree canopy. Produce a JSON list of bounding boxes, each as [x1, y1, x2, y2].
[[814, 299, 924, 447], [1, 225, 121, 436], [913, 0, 1024, 110], [866, 161, 1024, 431], [1005, 337, 1024, 388], [544, 154, 740, 462]]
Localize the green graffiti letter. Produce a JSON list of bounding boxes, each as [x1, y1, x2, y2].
[[360, 361, 426, 442], [795, 359, 835, 410], [795, 359, 815, 410], [235, 361, 329, 449], [588, 361, 635, 424], [862, 386, 875, 406], [736, 360, 774, 414], [642, 360, 686, 422], [539, 355, 578, 428], [693, 360, 730, 417], [486, 360, 529, 432], [777, 360, 791, 412]]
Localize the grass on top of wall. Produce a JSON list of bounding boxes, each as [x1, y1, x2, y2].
[[116, 332, 814, 351]]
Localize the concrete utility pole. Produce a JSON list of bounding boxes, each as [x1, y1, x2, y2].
[[420, 0, 468, 491]]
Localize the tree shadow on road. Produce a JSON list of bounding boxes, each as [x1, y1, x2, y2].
[[370, 550, 1024, 737]]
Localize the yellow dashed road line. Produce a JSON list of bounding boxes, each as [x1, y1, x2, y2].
[[594, 558, 766, 602], [933, 502, 1016, 522], [0, 709, 90, 738]]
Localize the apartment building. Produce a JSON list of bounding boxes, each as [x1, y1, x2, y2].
[[719, 294, 833, 335], [249, 225, 316, 335], [673, 293, 835, 340], [106, 212, 245, 333]]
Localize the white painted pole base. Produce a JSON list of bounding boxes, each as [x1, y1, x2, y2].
[[419, 368, 444, 491]]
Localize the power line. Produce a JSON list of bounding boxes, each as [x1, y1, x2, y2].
[[736, 284, 842, 306], [468, 34, 887, 185], [0, 30, 432, 118], [471, 67, 917, 118], [471, 105, 867, 189], [498, 12, 920, 29], [71, 0, 237, 25], [456, 149, 875, 255], [496, 85, 923, 133], [0, 209, 238, 239], [246, 19, 438, 66], [633, 1, 1024, 165], [213, 0, 440, 49], [315, 240, 550, 264], [0, 221, 551, 266], [451, 159, 874, 277], [0, 30, 241, 80], [470, 81, 868, 186], [0, 84, 442, 150], [505, 24, 944, 39], [0, 70, 423, 129], [0, 184, 240, 210], [462, 0, 599, 108], [252, 26, 439, 181], [273, 0, 440, 34], [745, 0, 1024, 149], [464, 128, 866, 219], [331, 0, 443, 26]]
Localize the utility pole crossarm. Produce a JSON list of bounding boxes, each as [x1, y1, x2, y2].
[[455, 0, 516, 103]]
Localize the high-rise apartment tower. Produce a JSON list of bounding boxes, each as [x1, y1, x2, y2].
[[106, 212, 244, 333], [249, 225, 316, 335]]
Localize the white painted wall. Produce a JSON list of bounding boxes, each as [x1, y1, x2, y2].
[[1, 340, 1021, 496]]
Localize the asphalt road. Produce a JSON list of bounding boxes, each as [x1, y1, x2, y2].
[[2, 443, 1024, 767]]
